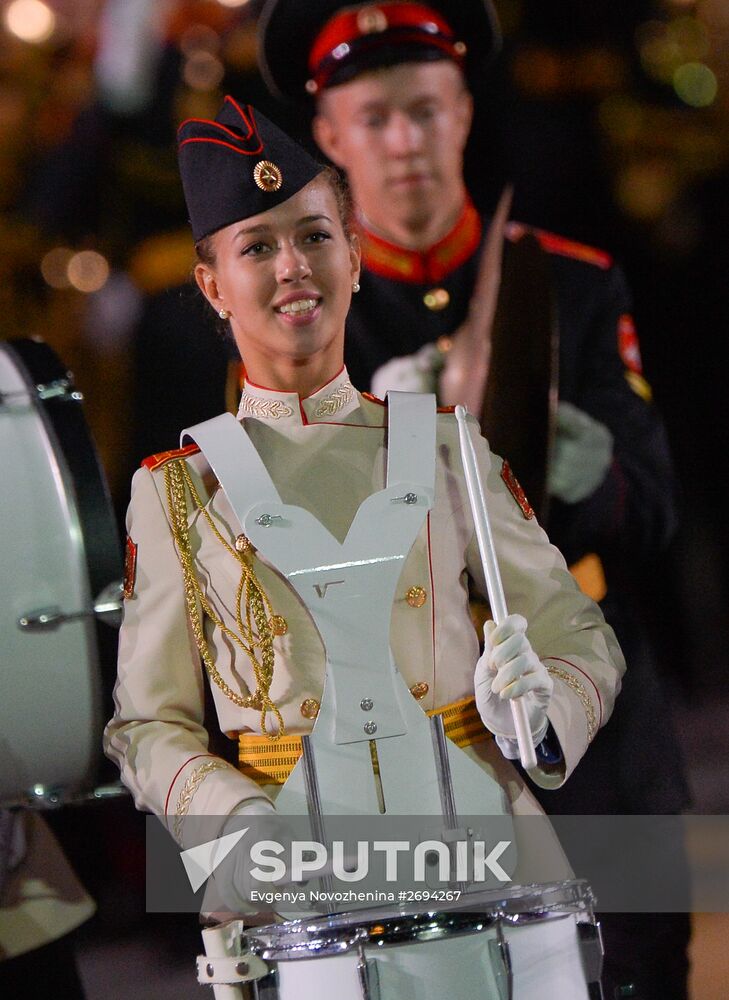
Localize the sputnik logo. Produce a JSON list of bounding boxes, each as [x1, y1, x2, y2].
[[179, 828, 248, 892]]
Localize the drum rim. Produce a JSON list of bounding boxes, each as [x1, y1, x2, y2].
[[0, 338, 120, 807], [1, 338, 121, 596], [248, 879, 595, 961]]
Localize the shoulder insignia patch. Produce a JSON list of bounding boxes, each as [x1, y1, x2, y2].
[[141, 443, 201, 471], [617, 313, 643, 374], [501, 460, 535, 520], [123, 535, 138, 600], [507, 222, 612, 270]]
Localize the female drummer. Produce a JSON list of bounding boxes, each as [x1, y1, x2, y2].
[[104, 98, 624, 911]]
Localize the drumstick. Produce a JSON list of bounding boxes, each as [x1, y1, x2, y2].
[[439, 184, 513, 417], [455, 406, 538, 772]]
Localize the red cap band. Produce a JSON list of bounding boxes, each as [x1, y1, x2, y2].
[[308, 3, 463, 90]]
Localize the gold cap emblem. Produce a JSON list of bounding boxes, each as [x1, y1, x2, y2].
[[357, 6, 388, 34], [254, 160, 283, 192]]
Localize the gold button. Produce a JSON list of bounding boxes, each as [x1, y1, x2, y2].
[[410, 681, 429, 701], [300, 698, 320, 720], [423, 288, 450, 311], [235, 533, 251, 553], [406, 585, 427, 608], [270, 615, 288, 636]]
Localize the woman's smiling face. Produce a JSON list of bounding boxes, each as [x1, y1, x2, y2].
[[195, 174, 360, 389]]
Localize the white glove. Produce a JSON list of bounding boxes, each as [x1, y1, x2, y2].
[[548, 401, 613, 504], [474, 614, 553, 760], [371, 343, 441, 397], [209, 798, 295, 914]]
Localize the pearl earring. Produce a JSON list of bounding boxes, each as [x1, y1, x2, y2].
[[219, 308, 230, 320], [352, 282, 360, 293]]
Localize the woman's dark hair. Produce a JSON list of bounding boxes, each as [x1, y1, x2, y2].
[[194, 165, 353, 270]]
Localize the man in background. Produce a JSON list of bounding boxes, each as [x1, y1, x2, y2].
[[258, 2, 691, 996]]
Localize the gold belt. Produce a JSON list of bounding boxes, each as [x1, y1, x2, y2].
[[237, 695, 491, 786]]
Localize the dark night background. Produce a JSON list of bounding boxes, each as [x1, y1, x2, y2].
[[1, 0, 727, 995]]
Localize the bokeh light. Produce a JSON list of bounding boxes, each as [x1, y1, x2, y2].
[[3, 0, 55, 44], [66, 251, 110, 293], [183, 51, 225, 91], [180, 24, 221, 58], [637, 16, 709, 85], [40, 247, 74, 289], [615, 160, 679, 221], [216, 0, 251, 7], [674, 62, 718, 107]]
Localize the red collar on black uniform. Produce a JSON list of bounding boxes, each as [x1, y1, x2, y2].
[[357, 199, 482, 285]]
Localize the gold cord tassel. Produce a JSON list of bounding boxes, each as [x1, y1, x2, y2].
[[163, 458, 285, 739]]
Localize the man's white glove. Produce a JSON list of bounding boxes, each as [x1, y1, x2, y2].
[[371, 343, 441, 397], [548, 401, 613, 504], [475, 614, 553, 760], [209, 798, 295, 914]]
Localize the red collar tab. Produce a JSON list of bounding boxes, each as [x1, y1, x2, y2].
[[359, 199, 482, 284], [308, 4, 465, 93]]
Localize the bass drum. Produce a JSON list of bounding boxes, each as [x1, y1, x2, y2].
[[0, 337, 122, 808]]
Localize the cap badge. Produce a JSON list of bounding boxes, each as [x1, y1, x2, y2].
[[253, 160, 283, 192], [356, 6, 388, 34]]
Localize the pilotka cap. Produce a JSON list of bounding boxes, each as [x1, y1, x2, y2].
[[177, 96, 324, 242]]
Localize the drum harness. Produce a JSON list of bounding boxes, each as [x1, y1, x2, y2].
[[179, 394, 599, 999]]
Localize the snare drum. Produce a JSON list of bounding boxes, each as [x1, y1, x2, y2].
[[0, 338, 122, 808], [247, 881, 602, 1000]]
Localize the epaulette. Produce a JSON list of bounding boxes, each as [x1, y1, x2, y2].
[[361, 391, 386, 407], [507, 222, 613, 270], [141, 443, 201, 471], [362, 392, 455, 415]]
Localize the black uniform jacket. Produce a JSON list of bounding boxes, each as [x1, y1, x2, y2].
[[345, 202, 689, 814]]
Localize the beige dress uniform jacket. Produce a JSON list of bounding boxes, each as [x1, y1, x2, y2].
[[104, 369, 624, 854]]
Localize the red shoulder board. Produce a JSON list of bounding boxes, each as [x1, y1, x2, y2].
[[361, 391, 386, 407], [437, 405, 456, 413], [141, 443, 200, 471], [501, 460, 535, 520], [507, 222, 612, 270]]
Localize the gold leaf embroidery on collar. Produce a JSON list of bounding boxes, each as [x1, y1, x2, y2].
[[239, 392, 294, 419], [314, 380, 354, 417]]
